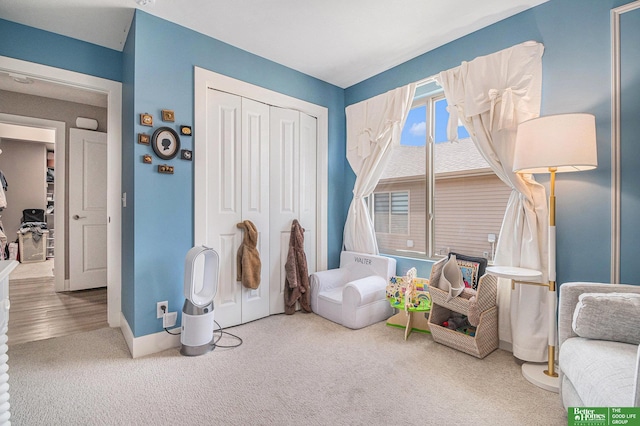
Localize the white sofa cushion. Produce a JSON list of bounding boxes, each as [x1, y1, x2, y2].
[[560, 337, 638, 407], [573, 292, 640, 345], [317, 287, 344, 325]]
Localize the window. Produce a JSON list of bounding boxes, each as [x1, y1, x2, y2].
[[373, 191, 409, 235], [371, 87, 511, 260]]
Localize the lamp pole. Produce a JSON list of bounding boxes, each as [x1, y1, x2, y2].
[[546, 167, 558, 378]]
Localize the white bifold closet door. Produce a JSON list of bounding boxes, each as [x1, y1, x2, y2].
[[269, 107, 317, 314], [200, 89, 316, 328]]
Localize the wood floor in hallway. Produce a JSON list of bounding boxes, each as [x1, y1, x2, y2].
[[8, 276, 108, 346]]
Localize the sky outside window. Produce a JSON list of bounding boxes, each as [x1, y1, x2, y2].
[[400, 99, 470, 146]]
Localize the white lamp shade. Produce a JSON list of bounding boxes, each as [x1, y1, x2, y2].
[[513, 113, 598, 174]]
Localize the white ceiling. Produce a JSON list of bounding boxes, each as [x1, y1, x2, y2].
[[0, 0, 548, 89]]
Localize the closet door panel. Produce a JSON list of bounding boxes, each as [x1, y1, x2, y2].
[[269, 107, 300, 314], [206, 90, 242, 328], [241, 98, 271, 323], [299, 113, 317, 275], [216, 233, 242, 311]]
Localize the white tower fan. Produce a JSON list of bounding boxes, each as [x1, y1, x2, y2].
[[180, 246, 219, 356]]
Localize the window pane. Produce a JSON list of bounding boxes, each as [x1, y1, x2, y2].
[[373, 193, 389, 233], [434, 98, 469, 143], [390, 191, 408, 214], [374, 104, 426, 255], [433, 98, 508, 258], [371, 94, 509, 260], [390, 191, 409, 234]]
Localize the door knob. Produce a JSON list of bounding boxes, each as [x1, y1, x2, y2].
[[73, 214, 86, 220]]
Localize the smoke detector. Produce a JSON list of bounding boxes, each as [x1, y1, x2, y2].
[[8, 73, 34, 84]]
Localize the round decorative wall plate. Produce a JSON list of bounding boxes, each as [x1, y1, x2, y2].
[[151, 127, 181, 160]]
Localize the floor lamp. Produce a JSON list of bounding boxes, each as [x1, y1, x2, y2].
[[512, 113, 598, 389]]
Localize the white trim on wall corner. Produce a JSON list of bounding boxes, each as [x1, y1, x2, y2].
[[120, 313, 181, 358], [611, 1, 640, 284]]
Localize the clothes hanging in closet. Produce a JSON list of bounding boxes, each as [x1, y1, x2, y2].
[[0, 170, 7, 209]]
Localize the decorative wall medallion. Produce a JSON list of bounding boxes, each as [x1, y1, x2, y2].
[[180, 125, 192, 136], [151, 127, 181, 160], [142, 154, 152, 164], [181, 149, 193, 161], [161, 109, 175, 122], [158, 164, 174, 174], [140, 113, 153, 126], [138, 133, 150, 145]]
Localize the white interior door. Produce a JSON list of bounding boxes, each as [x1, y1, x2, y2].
[[68, 128, 107, 291], [268, 110, 317, 314], [240, 97, 270, 323], [205, 90, 243, 328], [197, 85, 318, 323], [269, 107, 300, 314]]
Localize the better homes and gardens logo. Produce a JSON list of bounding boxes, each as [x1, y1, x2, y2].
[[569, 407, 640, 426]]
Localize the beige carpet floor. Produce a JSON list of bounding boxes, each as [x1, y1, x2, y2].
[[7, 313, 566, 425]]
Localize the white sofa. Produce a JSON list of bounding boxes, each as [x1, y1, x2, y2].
[[310, 251, 396, 329], [558, 282, 640, 409]]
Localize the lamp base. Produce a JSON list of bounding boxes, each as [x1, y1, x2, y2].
[[522, 362, 559, 393]]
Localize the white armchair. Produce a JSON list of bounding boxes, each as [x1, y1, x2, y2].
[[310, 251, 396, 329]]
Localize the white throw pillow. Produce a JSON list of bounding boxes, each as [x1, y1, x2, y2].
[[572, 292, 640, 345], [439, 254, 465, 302]]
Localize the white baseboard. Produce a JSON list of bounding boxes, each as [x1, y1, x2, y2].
[[119, 313, 181, 358]]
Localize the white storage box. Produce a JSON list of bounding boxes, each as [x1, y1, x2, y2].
[[18, 230, 49, 263]]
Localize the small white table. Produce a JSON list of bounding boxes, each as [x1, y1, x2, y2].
[[486, 265, 559, 393], [486, 265, 542, 282]]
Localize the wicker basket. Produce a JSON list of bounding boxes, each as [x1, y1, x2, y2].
[[428, 304, 498, 358], [427, 257, 499, 358], [428, 273, 497, 315]]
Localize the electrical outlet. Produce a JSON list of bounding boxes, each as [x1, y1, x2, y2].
[[163, 312, 177, 328], [157, 301, 168, 319], [483, 251, 489, 258]]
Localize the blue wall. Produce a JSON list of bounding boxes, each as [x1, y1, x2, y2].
[[0, 18, 122, 82], [345, 0, 639, 287], [125, 11, 346, 337]]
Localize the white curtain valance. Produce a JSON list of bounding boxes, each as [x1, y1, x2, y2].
[[439, 41, 543, 141]]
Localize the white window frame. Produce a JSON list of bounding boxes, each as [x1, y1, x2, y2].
[[374, 91, 479, 259]]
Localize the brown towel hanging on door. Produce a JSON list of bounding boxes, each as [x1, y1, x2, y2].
[[284, 219, 312, 314], [236, 220, 261, 289]]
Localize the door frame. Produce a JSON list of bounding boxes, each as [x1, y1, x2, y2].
[[611, 1, 640, 283], [194, 67, 328, 273], [0, 55, 122, 327]]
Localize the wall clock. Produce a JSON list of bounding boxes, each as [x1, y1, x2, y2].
[[151, 127, 181, 160]]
